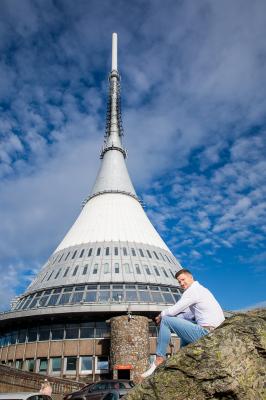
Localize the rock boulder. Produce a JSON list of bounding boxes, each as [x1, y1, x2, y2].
[[124, 309, 266, 400]]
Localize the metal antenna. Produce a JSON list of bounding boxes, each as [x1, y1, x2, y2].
[[112, 32, 118, 71]]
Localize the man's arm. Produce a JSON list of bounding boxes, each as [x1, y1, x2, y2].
[[160, 286, 197, 317], [177, 308, 195, 321]]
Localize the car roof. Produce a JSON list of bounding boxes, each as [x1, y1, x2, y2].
[[91, 380, 132, 384], [0, 394, 51, 400]]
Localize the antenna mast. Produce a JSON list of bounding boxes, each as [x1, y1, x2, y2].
[[112, 32, 118, 71]]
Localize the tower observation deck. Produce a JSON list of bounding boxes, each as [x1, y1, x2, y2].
[[0, 34, 182, 381]]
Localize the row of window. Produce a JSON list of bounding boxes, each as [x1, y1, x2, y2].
[[51, 246, 177, 265], [0, 322, 159, 347], [14, 284, 181, 311], [2, 355, 108, 375], [42, 262, 177, 283]]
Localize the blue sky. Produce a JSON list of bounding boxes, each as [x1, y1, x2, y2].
[[0, 0, 265, 312]]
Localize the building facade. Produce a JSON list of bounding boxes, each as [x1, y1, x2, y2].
[[0, 34, 182, 381]]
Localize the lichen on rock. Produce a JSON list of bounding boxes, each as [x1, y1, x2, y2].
[[123, 309, 266, 400]]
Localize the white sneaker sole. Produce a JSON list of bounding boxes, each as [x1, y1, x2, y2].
[[140, 362, 157, 378]]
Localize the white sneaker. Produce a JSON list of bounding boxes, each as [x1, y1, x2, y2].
[[141, 362, 157, 378]]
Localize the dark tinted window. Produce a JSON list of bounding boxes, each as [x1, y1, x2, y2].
[[39, 328, 50, 341], [58, 293, 71, 305], [72, 265, 79, 276], [83, 265, 88, 275], [47, 294, 59, 306], [72, 250, 77, 259], [51, 327, 64, 340], [139, 249, 144, 257], [65, 325, 79, 339]]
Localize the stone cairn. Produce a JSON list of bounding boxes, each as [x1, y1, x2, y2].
[[110, 315, 150, 381]]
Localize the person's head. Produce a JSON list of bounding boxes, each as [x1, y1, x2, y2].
[[175, 269, 194, 290]]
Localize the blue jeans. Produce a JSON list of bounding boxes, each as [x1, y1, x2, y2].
[[156, 315, 209, 357]]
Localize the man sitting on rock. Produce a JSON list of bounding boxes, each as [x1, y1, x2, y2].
[[141, 268, 225, 378]]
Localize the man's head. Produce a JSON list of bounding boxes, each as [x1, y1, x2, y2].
[[175, 269, 194, 290]]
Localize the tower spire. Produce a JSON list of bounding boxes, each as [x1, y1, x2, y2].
[[112, 32, 118, 71], [87, 33, 137, 201]]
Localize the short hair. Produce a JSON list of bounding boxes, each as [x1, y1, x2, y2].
[[175, 269, 193, 279]]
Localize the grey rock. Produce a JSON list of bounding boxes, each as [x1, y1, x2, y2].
[[124, 309, 266, 400]]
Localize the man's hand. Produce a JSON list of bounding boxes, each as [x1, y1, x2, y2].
[[155, 314, 161, 325]]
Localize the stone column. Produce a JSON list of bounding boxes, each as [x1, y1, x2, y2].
[[110, 315, 150, 380]]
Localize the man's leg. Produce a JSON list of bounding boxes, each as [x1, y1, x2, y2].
[[141, 316, 208, 378], [157, 315, 208, 356]]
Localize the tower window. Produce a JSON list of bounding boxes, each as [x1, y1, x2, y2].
[[79, 249, 85, 258], [104, 263, 110, 274], [72, 266, 79, 276], [160, 253, 165, 261], [153, 251, 159, 260], [162, 267, 169, 277], [80, 356, 93, 372], [84, 291, 97, 302], [93, 264, 98, 274], [47, 271, 53, 281], [65, 252, 70, 261], [151, 291, 163, 302], [169, 269, 175, 278], [64, 286, 73, 292], [88, 248, 93, 257], [154, 266, 160, 276], [139, 291, 151, 302], [96, 356, 109, 371], [114, 263, 119, 273], [72, 250, 77, 259], [63, 267, 69, 277], [47, 294, 60, 306], [41, 272, 48, 282], [58, 293, 71, 305], [124, 263, 132, 273], [123, 247, 127, 256], [147, 250, 152, 258], [131, 248, 136, 256], [96, 247, 101, 256], [54, 269, 61, 279], [58, 253, 64, 262], [144, 265, 151, 275], [66, 356, 77, 372], [165, 254, 170, 262], [72, 291, 83, 303], [51, 357, 62, 372], [105, 247, 110, 256], [139, 249, 144, 257], [114, 247, 118, 256], [82, 265, 88, 275], [135, 264, 141, 274]]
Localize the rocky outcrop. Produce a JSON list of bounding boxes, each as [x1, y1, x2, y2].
[[124, 309, 266, 400]]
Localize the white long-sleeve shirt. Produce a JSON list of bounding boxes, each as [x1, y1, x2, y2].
[[161, 281, 225, 327]]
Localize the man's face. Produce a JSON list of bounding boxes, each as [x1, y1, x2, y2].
[[177, 273, 194, 290]]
